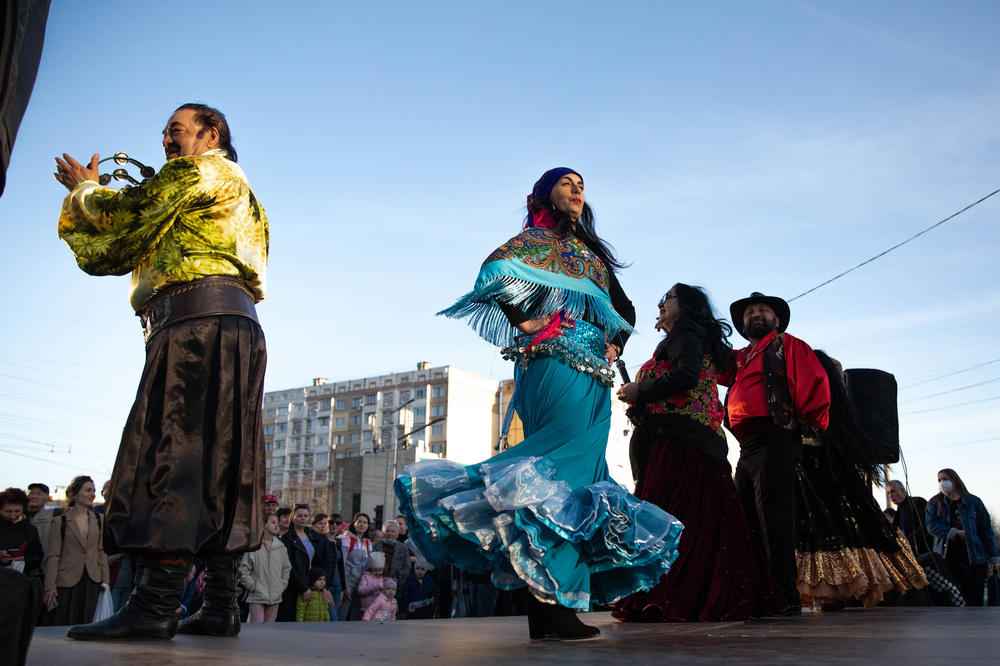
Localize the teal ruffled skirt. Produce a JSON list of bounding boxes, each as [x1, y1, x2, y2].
[[395, 322, 684, 609]]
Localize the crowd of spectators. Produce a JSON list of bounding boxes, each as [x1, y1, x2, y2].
[[1, 468, 995, 655]]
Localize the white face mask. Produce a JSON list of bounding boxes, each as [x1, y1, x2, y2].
[[939, 480, 954, 494]]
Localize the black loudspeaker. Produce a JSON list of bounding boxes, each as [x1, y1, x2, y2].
[[845, 368, 900, 464]]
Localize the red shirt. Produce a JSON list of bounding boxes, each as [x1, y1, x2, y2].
[[717, 330, 830, 433]]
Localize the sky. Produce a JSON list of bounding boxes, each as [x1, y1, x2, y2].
[[1, 1, 998, 514]]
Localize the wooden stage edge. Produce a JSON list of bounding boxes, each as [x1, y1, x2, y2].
[[28, 607, 1000, 665]]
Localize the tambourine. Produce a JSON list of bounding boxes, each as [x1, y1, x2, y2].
[[98, 152, 155, 187]]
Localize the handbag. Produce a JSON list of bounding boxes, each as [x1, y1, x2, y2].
[[93, 587, 114, 622], [988, 572, 1000, 607]]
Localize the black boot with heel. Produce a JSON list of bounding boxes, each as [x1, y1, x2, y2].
[[67, 555, 190, 641], [177, 555, 241, 637], [528, 594, 601, 641]]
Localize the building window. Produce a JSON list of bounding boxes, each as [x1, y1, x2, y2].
[[274, 439, 285, 450], [351, 397, 362, 409], [432, 386, 446, 398], [266, 408, 275, 418], [265, 441, 273, 452], [383, 394, 394, 407], [318, 417, 329, 427], [431, 424, 444, 436], [272, 456, 284, 468], [265, 424, 275, 434], [365, 394, 377, 405], [271, 472, 283, 485], [306, 420, 314, 433], [399, 390, 410, 401], [292, 421, 303, 435], [333, 434, 344, 446], [318, 434, 328, 447], [315, 470, 327, 482], [415, 388, 425, 399], [278, 407, 288, 417], [413, 406, 426, 418], [335, 399, 347, 410], [335, 417, 345, 428], [304, 454, 313, 468], [315, 452, 328, 466], [277, 423, 287, 434], [350, 414, 362, 426], [431, 443, 444, 454], [289, 454, 299, 468], [349, 432, 360, 444], [431, 405, 445, 417]]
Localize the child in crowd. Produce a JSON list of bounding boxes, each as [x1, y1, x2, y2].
[[358, 551, 386, 617], [296, 567, 332, 622], [401, 561, 437, 619], [362, 578, 398, 622]]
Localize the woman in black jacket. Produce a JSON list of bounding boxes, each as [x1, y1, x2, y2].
[[612, 284, 786, 621], [276, 505, 333, 622]]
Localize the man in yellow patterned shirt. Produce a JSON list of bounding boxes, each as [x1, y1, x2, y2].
[[54, 104, 268, 641]]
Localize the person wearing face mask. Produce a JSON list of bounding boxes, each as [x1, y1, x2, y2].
[[398, 168, 684, 641], [716, 292, 831, 615], [54, 104, 269, 641], [926, 469, 1000, 605]]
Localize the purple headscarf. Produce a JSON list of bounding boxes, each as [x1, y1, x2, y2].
[[526, 167, 581, 229]]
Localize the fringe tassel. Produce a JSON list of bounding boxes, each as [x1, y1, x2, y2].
[[438, 275, 634, 348]]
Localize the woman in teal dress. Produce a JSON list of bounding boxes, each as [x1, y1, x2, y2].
[[395, 168, 683, 640]]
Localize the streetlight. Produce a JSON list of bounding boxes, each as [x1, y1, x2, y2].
[[380, 398, 416, 518], [387, 416, 445, 517]]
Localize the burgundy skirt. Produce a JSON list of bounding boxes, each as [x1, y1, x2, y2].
[[103, 315, 267, 557], [613, 436, 787, 621]]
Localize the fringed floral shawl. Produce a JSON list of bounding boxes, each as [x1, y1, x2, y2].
[[438, 228, 634, 347]]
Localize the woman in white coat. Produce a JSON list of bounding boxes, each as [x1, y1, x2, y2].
[[239, 514, 291, 623]]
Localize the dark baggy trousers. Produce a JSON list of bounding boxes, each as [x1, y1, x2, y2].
[[734, 427, 802, 607]]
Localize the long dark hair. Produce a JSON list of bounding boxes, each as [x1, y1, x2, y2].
[[670, 283, 732, 369], [175, 103, 237, 162], [348, 511, 371, 540], [525, 199, 626, 273], [813, 350, 884, 486]]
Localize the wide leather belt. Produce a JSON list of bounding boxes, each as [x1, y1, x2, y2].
[[137, 276, 258, 344]]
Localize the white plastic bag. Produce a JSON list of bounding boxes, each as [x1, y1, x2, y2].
[[93, 588, 114, 622]]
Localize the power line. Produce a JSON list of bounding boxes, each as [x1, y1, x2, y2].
[[900, 358, 1000, 389], [788, 186, 1000, 302], [906, 437, 1000, 453], [901, 377, 1000, 403], [904, 395, 1000, 415], [0, 447, 100, 472]]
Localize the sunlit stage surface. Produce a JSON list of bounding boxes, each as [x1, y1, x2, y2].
[[28, 607, 1000, 665]]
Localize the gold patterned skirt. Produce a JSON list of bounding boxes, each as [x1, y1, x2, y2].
[[795, 444, 927, 607]]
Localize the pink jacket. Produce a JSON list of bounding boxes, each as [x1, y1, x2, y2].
[[362, 593, 397, 622], [357, 571, 384, 613]]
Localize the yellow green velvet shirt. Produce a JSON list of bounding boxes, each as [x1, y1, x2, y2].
[[58, 149, 269, 311]]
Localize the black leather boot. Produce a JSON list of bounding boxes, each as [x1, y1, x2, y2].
[[67, 555, 190, 641], [528, 595, 600, 641], [176, 555, 241, 637]]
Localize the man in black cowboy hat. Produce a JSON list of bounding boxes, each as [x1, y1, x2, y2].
[[718, 292, 830, 614]]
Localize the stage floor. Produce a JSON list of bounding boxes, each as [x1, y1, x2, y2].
[[28, 607, 1000, 665]]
